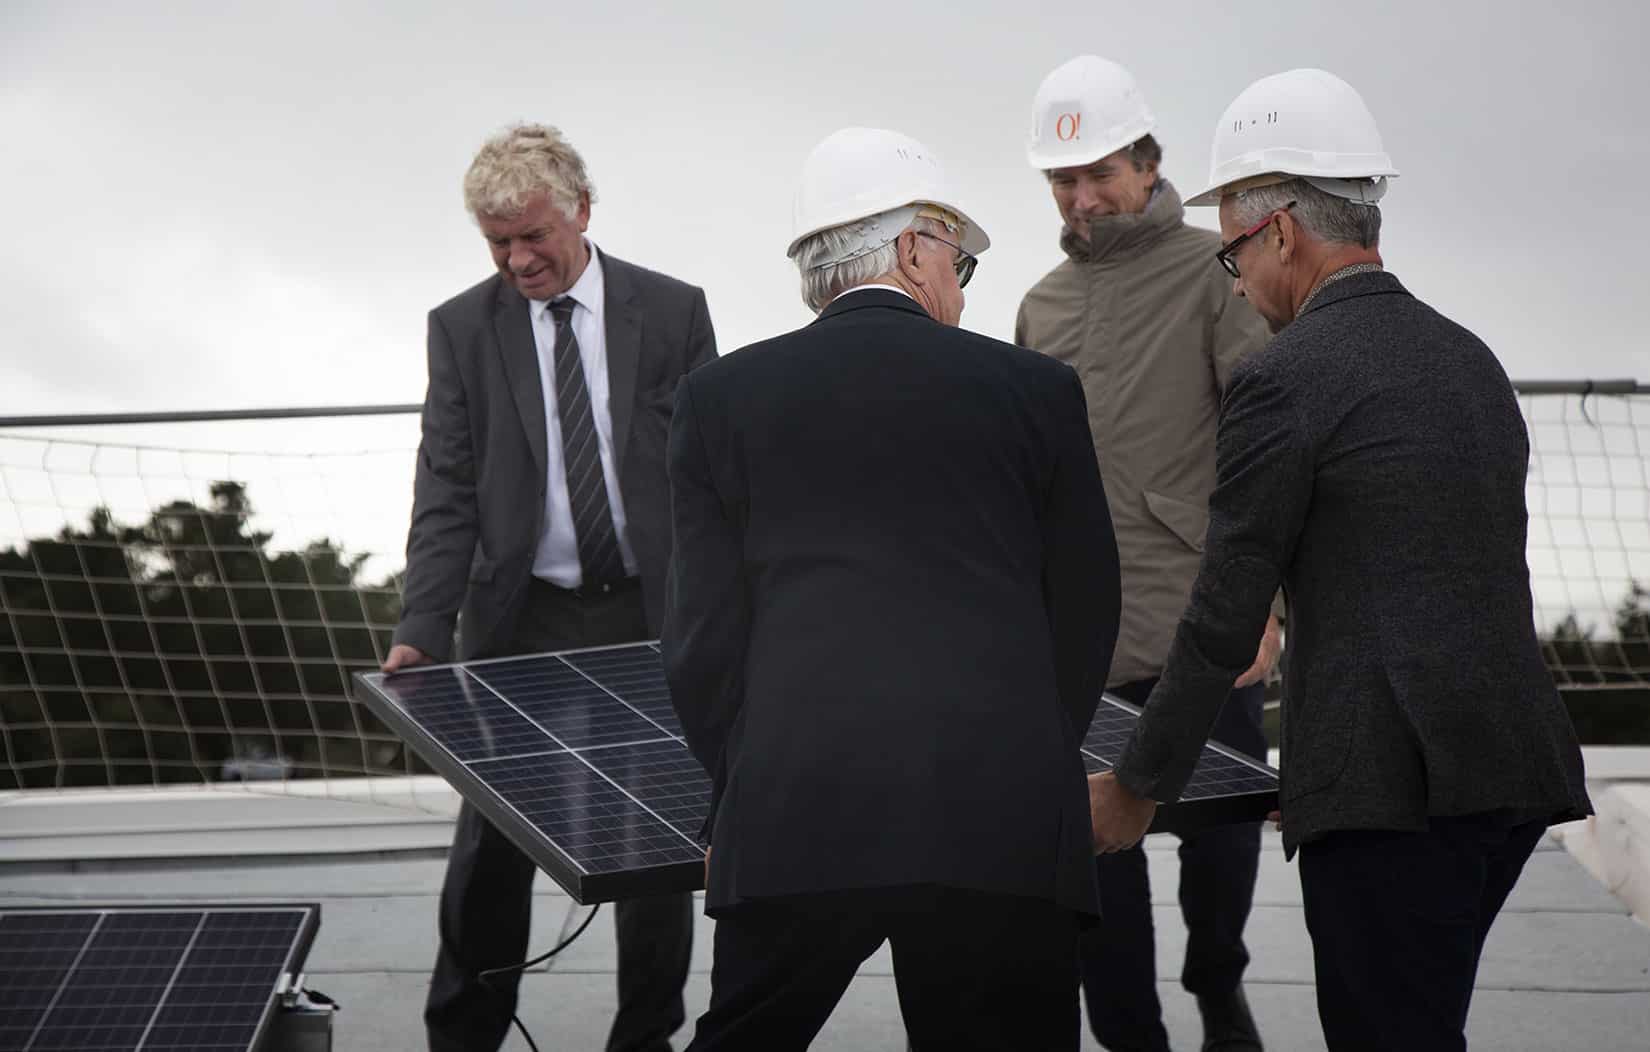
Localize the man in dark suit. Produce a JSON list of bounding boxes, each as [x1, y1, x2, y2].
[[1088, 72, 1592, 1051], [384, 123, 716, 1052], [663, 126, 1121, 1051]]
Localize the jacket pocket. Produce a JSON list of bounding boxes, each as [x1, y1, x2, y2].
[[1144, 490, 1210, 554], [1279, 691, 1355, 802]]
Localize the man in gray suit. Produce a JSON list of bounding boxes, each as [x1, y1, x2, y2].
[[383, 123, 716, 1052], [1088, 70, 1591, 1051]]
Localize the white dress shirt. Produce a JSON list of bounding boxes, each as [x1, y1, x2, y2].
[[527, 242, 638, 588]]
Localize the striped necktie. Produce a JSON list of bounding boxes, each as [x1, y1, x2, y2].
[[549, 298, 624, 588]]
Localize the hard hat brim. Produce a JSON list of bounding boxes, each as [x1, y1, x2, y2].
[[786, 200, 990, 259], [1186, 167, 1400, 207]]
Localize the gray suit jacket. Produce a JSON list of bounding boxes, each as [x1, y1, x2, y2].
[[1115, 271, 1591, 855], [394, 252, 717, 661]]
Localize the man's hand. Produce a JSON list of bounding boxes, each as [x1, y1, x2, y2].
[[1089, 771, 1157, 854], [1234, 614, 1283, 689], [382, 644, 433, 674], [703, 847, 712, 886]]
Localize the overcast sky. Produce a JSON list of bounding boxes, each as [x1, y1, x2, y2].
[[2, 0, 1647, 422]]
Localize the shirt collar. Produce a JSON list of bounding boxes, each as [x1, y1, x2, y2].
[[835, 282, 914, 302], [530, 240, 605, 319], [1298, 261, 1384, 315]]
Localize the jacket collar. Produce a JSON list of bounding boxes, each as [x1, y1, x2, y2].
[[490, 247, 647, 475], [813, 287, 934, 324], [1060, 179, 1185, 265], [1297, 269, 1409, 319]]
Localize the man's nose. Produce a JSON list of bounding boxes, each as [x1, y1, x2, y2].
[[1233, 275, 1246, 298], [1073, 180, 1103, 213], [507, 241, 533, 273]]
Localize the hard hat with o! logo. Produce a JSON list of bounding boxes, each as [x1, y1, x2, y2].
[[1027, 55, 1157, 170]]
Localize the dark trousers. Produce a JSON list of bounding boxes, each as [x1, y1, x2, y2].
[[687, 885, 1080, 1052], [425, 579, 695, 1052], [1080, 677, 1265, 1052], [1298, 811, 1545, 1052]]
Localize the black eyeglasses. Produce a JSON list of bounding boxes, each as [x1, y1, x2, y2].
[[916, 230, 978, 288], [1215, 200, 1296, 278]]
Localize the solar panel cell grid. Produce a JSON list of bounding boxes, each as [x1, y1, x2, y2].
[[142, 911, 308, 1051], [372, 665, 549, 763], [0, 913, 101, 1050], [30, 911, 201, 1051], [1083, 698, 1277, 801], [0, 906, 318, 1052], [470, 659, 671, 750], [593, 738, 713, 840], [560, 645, 684, 738], [471, 752, 703, 874]]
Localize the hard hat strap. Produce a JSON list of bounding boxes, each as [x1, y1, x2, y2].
[[1301, 175, 1388, 205], [802, 204, 964, 271]]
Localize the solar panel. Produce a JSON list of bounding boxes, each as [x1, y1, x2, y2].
[[354, 642, 1278, 903], [0, 903, 319, 1052], [1079, 695, 1279, 836]]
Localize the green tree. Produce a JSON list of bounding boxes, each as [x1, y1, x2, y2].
[[0, 482, 407, 789]]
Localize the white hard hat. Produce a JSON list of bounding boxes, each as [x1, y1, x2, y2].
[[1186, 68, 1399, 207], [787, 127, 989, 262], [1026, 55, 1157, 170]]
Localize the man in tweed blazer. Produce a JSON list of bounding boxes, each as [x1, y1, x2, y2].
[[1090, 71, 1591, 1051]]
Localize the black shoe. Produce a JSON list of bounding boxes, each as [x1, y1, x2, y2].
[[1196, 986, 1263, 1051]]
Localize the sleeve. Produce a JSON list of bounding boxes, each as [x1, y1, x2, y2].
[[1207, 279, 1287, 624], [1042, 368, 1122, 740], [660, 375, 749, 841], [1114, 361, 1313, 800], [392, 310, 479, 662]]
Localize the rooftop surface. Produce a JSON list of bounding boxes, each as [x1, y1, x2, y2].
[[3, 752, 1648, 1051]]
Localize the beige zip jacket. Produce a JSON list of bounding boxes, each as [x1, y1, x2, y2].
[[1015, 181, 1273, 687]]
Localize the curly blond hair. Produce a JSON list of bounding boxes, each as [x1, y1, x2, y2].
[[463, 123, 598, 221]]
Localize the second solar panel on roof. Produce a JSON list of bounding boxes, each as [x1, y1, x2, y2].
[[0, 904, 319, 1052]]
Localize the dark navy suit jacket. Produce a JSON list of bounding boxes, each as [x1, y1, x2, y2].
[[663, 289, 1121, 917]]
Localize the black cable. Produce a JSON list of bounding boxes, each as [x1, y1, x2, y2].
[[474, 903, 602, 1052]]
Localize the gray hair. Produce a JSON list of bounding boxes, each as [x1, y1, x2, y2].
[[463, 123, 597, 221], [1231, 177, 1381, 248], [792, 215, 952, 313]]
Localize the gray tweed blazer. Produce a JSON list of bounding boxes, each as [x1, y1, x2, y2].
[[1115, 271, 1591, 855]]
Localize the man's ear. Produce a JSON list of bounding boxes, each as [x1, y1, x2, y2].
[[1275, 211, 1297, 265], [895, 230, 926, 286]]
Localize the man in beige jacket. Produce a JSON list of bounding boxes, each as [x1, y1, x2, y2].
[[1016, 56, 1279, 1052]]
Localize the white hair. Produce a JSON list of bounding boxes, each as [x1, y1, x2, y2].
[[1231, 178, 1381, 248], [792, 215, 952, 314], [463, 123, 597, 221]]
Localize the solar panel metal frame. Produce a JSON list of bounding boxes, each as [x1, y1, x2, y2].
[[0, 902, 320, 1052], [355, 643, 1279, 904]]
